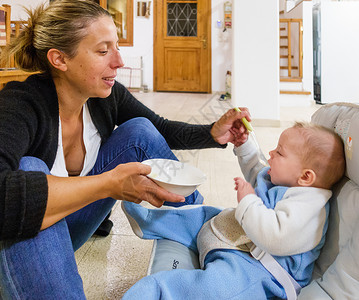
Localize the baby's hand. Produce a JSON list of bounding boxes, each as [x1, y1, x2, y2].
[[229, 121, 249, 147], [234, 177, 255, 203]]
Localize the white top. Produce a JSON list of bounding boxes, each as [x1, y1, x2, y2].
[[233, 141, 331, 256], [50, 103, 101, 177], [197, 140, 331, 267]]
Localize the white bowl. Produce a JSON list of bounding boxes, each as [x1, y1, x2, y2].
[[142, 159, 206, 197]]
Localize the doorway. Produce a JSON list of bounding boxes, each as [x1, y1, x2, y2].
[[154, 0, 212, 92]]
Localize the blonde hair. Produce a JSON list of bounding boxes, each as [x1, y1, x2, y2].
[[0, 0, 111, 73], [293, 122, 345, 189]]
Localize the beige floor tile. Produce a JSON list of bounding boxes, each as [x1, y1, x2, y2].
[[75, 237, 96, 265], [109, 201, 137, 236], [77, 235, 153, 299]]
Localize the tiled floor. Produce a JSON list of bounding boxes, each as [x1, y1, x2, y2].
[[74, 92, 321, 299]]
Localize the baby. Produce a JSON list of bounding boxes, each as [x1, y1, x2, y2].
[[122, 122, 345, 300]]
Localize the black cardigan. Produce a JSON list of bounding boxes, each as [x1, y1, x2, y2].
[[0, 74, 225, 239]]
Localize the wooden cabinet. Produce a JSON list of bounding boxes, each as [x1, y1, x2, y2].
[[0, 69, 38, 90]]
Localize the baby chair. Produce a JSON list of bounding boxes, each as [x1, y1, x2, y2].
[[144, 102, 359, 299]]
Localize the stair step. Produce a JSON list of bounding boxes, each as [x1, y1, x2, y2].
[[280, 45, 288, 49], [280, 66, 299, 70], [280, 36, 288, 39], [280, 55, 294, 58], [280, 27, 286, 31], [280, 77, 302, 82], [280, 90, 311, 95]]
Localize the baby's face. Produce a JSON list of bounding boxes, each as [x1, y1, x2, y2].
[[267, 128, 304, 187]]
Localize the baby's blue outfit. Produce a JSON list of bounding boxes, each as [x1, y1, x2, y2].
[[122, 168, 328, 300]]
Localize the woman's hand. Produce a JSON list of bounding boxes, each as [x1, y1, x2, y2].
[[105, 162, 185, 207], [210, 107, 251, 147], [42, 162, 184, 230], [234, 177, 255, 203]]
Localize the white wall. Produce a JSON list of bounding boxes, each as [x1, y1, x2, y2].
[[279, 0, 286, 12], [321, 2, 359, 104], [119, 3, 154, 90], [0, 0, 47, 20], [232, 0, 280, 122], [210, 0, 233, 92], [286, 0, 304, 13]]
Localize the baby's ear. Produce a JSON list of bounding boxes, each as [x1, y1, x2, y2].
[[297, 169, 317, 187]]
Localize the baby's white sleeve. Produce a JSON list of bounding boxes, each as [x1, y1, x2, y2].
[[235, 187, 332, 256], [233, 140, 263, 186]]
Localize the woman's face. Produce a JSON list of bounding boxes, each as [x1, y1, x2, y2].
[[63, 16, 124, 99]]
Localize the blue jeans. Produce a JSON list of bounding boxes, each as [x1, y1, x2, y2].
[[0, 117, 203, 300]]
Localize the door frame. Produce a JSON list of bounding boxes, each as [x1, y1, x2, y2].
[[153, 0, 212, 92]]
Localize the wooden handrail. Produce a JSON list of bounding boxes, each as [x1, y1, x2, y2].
[[280, 18, 303, 79], [0, 5, 11, 46], [0, 6, 36, 90], [0, 5, 11, 68], [11, 20, 27, 38], [9, 20, 28, 68]]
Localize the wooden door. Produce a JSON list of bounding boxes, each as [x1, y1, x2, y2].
[[154, 0, 211, 92]]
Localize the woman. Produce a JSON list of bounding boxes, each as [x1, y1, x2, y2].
[[0, 0, 250, 298]]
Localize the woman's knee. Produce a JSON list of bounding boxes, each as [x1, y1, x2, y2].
[[19, 157, 50, 174], [117, 117, 164, 143], [122, 117, 154, 128]]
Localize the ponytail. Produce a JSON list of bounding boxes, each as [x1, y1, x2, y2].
[[0, 5, 48, 72]]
